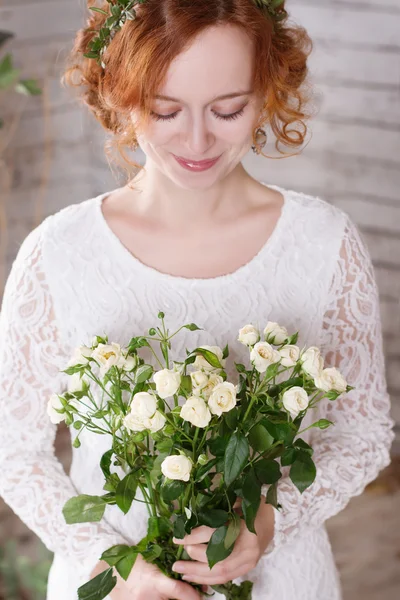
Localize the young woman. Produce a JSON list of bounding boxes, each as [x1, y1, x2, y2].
[[0, 1, 394, 599]]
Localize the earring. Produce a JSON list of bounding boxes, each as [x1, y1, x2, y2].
[[252, 127, 267, 154]]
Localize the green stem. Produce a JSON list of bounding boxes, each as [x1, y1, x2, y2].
[[242, 394, 257, 424], [144, 470, 157, 517]]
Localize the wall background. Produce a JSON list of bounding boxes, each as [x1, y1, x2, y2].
[[0, 1, 399, 599]]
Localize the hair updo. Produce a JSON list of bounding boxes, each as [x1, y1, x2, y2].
[[61, 0, 314, 181]]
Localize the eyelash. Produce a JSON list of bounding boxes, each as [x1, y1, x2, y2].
[[150, 106, 246, 122]]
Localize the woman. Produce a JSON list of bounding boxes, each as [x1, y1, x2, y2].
[[0, 1, 395, 599]]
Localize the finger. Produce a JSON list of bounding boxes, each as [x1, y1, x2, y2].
[[183, 543, 208, 563], [158, 577, 201, 600], [182, 562, 254, 586], [175, 552, 255, 580], [173, 525, 216, 545]]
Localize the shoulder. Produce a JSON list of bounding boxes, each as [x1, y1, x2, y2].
[[286, 186, 349, 225], [11, 193, 102, 272]]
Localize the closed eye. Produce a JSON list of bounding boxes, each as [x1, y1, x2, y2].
[[150, 106, 246, 122]]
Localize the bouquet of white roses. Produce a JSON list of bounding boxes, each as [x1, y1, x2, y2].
[[48, 312, 353, 600]]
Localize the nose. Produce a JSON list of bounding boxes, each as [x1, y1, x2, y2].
[[184, 111, 214, 156]]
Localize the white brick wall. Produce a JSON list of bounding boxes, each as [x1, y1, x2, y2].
[[1, 0, 399, 446]]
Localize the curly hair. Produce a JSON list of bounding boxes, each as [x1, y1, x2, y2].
[[61, 0, 315, 183]]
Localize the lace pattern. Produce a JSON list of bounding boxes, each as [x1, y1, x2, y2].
[[0, 186, 395, 600]]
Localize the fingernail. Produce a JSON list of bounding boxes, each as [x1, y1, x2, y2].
[[172, 563, 183, 573]]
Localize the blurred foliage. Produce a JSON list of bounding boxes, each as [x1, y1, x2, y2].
[[0, 537, 53, 600], [0, 30, 42, 129]]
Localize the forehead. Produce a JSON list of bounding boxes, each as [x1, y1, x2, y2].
[[156, 24, 255, 104]]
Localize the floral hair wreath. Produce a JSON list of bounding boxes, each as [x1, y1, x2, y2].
[[84, 0, 288, 69]]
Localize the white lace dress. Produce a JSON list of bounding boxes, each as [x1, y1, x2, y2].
[[0, 183, 395, 600]]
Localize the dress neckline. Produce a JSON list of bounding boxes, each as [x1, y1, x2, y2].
[[93, 182, 292, 285]]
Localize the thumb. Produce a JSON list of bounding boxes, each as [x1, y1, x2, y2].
[[158, 576, 202, 600]]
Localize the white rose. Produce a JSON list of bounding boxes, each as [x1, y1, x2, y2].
[[194, 345, 225, 372], [190, 370, 209, 390], [238, 324, 260, 347], [153, 368, 181, 399], [161, 455, 192, 482], [282, 386, 309, 419], [123, 409, 166, 433], [314, 367, 347, 393], [67, 345, 92, 367], [47, 394, 65, 424], [278, 345, 300, 368], [200, 373, 224, 401], [180, 396, 212, 428], [67, 372, 87, 393], [124, 411, 148, 432], [250, 342, 281, 373], [208, 382, 237, 416], [121, 354, 137, 372], [130, 391, 157, 419], [300, 346, 324, 378], [92, 342, 123, 374], [147, 410, 167, 433], [264, 322, 289, 345]]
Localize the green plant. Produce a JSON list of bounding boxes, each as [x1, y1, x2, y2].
[[0, 30, 42, 129], [0, 535, 53, 600]]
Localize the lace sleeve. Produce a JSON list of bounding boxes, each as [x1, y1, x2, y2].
[[0, 220, 128, 581], [263, 213, 395, 553]]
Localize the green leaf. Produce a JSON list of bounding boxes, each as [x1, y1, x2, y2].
[[100, 545, 132, 567], [78, 567, 117, 600], [293, 438, 313, 455], [281, 447, 296, 466], [248, 423, 274, 452], [89, 7, 109, 15], [15, 78, 42, 96], [290, 451, 316, 493], [173, 515, 186, 538], [261, 417, 296, 445], [224, 512, 241, 549], [243, 468, 262, 504], [0, 53, 20, 89], [325, 390, 341, 401], [191, 347, 223, 369], [195, 457, 218, 482], [198, 509, 229, 528], [72, 436, 81, 448], [206, 525, 235, 569], [254, 459, 281, 484], [224, 407, 238, 431], [147, 516, 173, 541], [224, 432, 249, 487], [100, 449, 113, 478], [208, 435, 229, 457], [179, 374, 192, 395], [265, 482, 280, 508], [135, 364, 153, 383], [184, 323, 202, 331], [63, 495, 106, 524], [115, 472, 138, 514], [222, 343, 229, 360], [161, 479, 186, 502], [242, 495, 260, 534], [115, 551, 138, 580], [311, 418, 334, 430]]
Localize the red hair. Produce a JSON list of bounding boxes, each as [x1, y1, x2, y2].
[[61, 0, 314, 181]]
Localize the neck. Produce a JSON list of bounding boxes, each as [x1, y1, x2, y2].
[[127, 160, 254, 230]]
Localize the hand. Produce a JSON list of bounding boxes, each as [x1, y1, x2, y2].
[[90, 553, 203, 600], [171, 495, 275, 586]]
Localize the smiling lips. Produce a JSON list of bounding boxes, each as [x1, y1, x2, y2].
[[173, 154, 221, 171]]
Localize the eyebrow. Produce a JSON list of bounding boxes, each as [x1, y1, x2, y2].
[[154, 90, 254, 103]]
